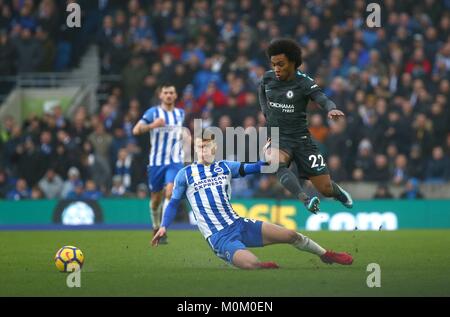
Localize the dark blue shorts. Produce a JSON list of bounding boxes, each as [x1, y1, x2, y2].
[[207, 218, 264, 263], [147, 163, 184, 193]]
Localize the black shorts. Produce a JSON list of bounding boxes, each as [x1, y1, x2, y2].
[[275, 136, 329, 179]]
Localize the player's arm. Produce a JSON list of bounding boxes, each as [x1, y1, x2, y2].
[[132, 118, 165, 135], [226, 161, 268, 178], [309, 91, 345, 121], [258, 81, 269, 118], [132, 108, 165, 136], [151, 170, 187, 246]]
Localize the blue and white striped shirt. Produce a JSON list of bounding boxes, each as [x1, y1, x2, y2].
[[141, 106, 185, 166], [171, 161, 243, 238]]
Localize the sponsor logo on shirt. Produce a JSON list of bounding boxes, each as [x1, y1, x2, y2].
[[269, 101, 295, 113], [193, 175, 228, 191]]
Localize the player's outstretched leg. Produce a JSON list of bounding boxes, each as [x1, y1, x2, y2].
[[232, 249, 279, 270], [262, 222, 353, 265], [309, 175, 353, 209]]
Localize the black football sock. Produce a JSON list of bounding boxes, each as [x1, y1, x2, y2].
[[277, 166, 309, 202]]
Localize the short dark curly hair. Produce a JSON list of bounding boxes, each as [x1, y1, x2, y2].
[[266, 38, 303, 68]]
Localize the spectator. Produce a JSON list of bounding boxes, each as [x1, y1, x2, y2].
[[31, 185, 44, 200], [308, 114, 329, 145], [114, 147, 139, 192], [7, 178, 31, 200], [400, 178, 424, 199], [0, 30, 16, 76], [405, 48, 432, 77], [38, 168, 63, 199], [66, 180, 84, 200], [384, 109, 411, 154], [88, 122, 113, 171], [61, 167, 82, 199], [373, 183, 394, 199], [352, 167, 365, 182], [12, 137, 46, 186], [136, 183, 148, 199], [392, 154, 409, 185], [12, 27, 42, 73], [407, 144, 425, 180], [82, 180, 103, 200], [324, 120, 352, 170], [122, 54, 148, 98], [52, 146, 74, 181], [79, 151, 111, 194], [111, 175, 126, 197], [354, 139, 374, 181], [0, 169, 12, 198], [196, 81, 228, 112], [425, 146, 450, 183], [36, 27, 55, 72], [411, 113, 434, 157], [369, 154, 390, 183], [327, 155, 348, 182]]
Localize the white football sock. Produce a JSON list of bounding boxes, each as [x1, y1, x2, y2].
[[150, 201, 162, 229], [292, 233, 326, 256]]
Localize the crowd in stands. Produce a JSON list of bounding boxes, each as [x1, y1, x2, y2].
[[1, 0, 450, 201], [0, 0, 103, 74]]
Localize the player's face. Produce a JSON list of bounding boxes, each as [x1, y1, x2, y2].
[[195, 138, 216, 164], [159, 86, 177, 106], [270, 54, 295, 81]]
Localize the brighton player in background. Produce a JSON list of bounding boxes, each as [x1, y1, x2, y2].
[[152, 133, 353, 269], [133, 83, 185, 244], [259, 38, 353, 213]]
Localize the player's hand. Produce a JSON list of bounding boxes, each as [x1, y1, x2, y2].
[[327, 109, 345, 121], [151, 227, 167, 247], [262, 138, 272, 163], [153, 118, 166, 128], [263, 138, 271, 151]]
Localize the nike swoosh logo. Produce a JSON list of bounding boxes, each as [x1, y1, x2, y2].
[[316, 166, 326, 172]]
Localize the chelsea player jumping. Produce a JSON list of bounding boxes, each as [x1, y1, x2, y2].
[[152, 133, 353, 269], [259, 38, 353, 214]]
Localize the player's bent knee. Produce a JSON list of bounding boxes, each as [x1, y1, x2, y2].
[[287, 230, 299, 244]]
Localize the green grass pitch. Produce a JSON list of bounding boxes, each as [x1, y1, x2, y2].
[[0, 230, 449, 296]]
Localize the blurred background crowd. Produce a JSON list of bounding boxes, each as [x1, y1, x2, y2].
[[0, 0, 449, 201]]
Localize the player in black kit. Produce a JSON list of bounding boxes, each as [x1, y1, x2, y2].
[[259, 38, 353, 213]]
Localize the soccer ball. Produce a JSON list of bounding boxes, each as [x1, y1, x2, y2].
[[54, 246, 84, 272]]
